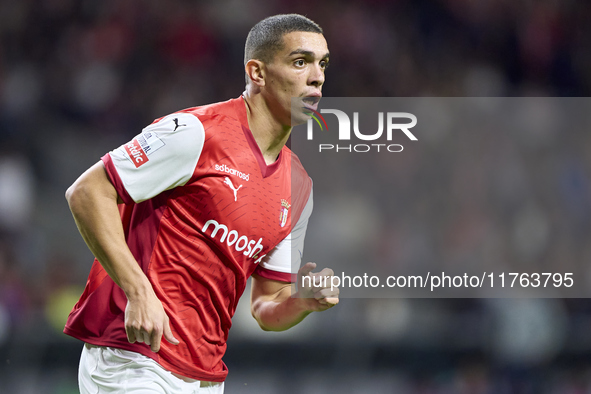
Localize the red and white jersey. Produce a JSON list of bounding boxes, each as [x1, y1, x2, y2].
[[64, 97, 313, 382]]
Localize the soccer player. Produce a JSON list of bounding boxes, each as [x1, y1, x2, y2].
[[63, 14, 338, 394]]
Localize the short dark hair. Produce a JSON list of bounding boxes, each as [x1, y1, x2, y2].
[[244, 14, 323, 82]]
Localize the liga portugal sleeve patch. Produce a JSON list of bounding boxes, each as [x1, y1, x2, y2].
[[124, 139, 148, 168], [123, 132, 165, 168]]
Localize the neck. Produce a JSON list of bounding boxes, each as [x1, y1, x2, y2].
[[242, 91, 291, 165]]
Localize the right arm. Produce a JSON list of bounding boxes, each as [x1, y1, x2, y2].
[[65, 161, 178, 352]]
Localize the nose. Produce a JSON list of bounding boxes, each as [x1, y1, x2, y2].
[[309, 63, 325, 88]]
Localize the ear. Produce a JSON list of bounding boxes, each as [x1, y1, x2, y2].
[[245, 59, 265, 87]]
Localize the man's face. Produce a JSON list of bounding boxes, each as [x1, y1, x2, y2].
[[262, 31, 329, 126]]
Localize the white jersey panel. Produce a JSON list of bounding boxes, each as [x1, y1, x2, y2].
[[109, 113, 205, 203], [259, 188, 313, 274]]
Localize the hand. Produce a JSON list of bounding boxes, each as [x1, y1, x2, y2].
[[124, 291, 179, 352], [297, 262, 340, 311]]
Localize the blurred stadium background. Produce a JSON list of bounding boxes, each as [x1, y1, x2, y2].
[[1, 0, 591, 393]]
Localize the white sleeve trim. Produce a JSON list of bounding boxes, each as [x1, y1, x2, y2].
[[109, 113, 205, 203], [259, 187, 313, 274]]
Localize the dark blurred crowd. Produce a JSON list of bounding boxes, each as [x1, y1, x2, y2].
[[1, 0, 591, 393]]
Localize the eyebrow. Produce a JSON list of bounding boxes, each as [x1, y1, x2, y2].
[[288, 49, 330, 60]]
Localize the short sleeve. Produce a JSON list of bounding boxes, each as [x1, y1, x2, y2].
[[254, 188, 313, 282], [103, 112, 205, 203]]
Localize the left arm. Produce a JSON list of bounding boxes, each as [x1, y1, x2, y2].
[[251, 262, 339, 331]]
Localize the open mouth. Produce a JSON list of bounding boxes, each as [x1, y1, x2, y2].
[[301, 96, 321, 111]]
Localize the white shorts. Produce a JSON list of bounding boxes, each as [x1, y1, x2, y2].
[[79, 343, 224, 394]]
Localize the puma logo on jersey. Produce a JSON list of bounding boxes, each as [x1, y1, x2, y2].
[[224, 177, 242, 201], [173, 118, 186, 131]]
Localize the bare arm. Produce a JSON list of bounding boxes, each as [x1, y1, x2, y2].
[[250, 262, 339, 331], [65, 161, 178, 351]]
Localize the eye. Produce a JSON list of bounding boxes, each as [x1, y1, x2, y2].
[[294, 59, 306, 67], [320, 60, 329, 70]]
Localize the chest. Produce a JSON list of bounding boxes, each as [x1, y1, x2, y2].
[[169, 142, 294, 271]]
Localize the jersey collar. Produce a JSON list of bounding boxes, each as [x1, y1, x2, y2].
[[234, 95, 283, 179]]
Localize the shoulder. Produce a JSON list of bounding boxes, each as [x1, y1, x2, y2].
[[169, 98, 243, 130], [284, 146, 311, 190], [140, 112, 205, 158], [283, 146, 312, 223]]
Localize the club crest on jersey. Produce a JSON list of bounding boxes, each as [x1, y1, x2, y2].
[[279, 199, 291, 228]]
